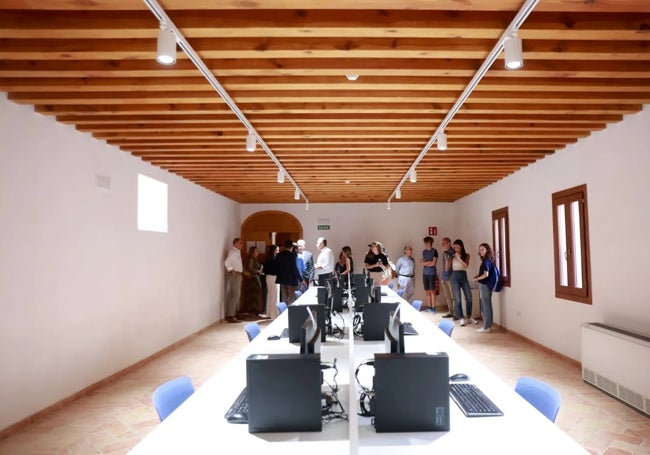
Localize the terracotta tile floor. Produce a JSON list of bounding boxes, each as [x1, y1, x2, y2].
[[0, 312, 647, 455]]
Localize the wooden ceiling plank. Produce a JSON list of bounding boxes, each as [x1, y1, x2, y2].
[[2, 10, 650, 39], [3, 37, 650, 62], [7, 75, 645, 94], [2, 0, 649, 12]]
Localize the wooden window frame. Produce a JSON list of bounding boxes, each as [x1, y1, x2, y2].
[[551, 184, 592, 304], [491, 207, 511, 288]]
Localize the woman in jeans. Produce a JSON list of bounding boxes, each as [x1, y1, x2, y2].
[[450, 239, 478, 327], [473, 243, 495, 333]]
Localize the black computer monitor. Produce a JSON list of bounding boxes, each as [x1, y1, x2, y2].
[[246, 353, 322, 433], [300, 307, 322, 354], [317, 286, 328, 307], [362, 302, 399, 341], [352, 273, 367, 288], [384, 308, 405, 354], [373, 352, 450, 432], [372, 285, 382, 303], [354, 285, 371, 311], [331, 286, 344, 313], [287, 304, 326, 343]]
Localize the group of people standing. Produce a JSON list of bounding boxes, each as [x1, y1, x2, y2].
[[224, 235, 498, 333], [223, 236, 343, 323], [394, 236, 498, 333]]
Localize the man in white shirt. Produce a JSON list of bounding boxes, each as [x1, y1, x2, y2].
[[314, 237, 335, 286], [395, 245, 416, 303], [224, 237, 243, 323]]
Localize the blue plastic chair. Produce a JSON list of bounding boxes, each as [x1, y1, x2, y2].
[[276, 301, 288, 314], [438, 319, 455, 338], [244, 322, 261, 341], [152, 376, 195, 421], [388, 282, 394, 290], [411, 300, 423, 311], [295, 290, 303, 298], [397, 288, 405, 298], [515, 376, 562, 422]]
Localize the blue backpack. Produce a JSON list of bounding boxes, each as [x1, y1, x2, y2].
[[490, 259, 503, 292]]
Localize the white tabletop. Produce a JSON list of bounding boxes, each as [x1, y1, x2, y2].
[[129, 286, 588, 455]]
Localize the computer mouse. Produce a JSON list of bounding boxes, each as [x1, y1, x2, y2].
[[449, 373, 470, 382], [227, 413, 247, 424], [267, 335, 281, 340]]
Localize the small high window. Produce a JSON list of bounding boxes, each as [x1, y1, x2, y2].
[[137, 174, 168, 233]]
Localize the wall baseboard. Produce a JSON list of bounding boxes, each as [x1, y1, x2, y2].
[[0, 319, 224, 441], [503, 326, 581, 368]]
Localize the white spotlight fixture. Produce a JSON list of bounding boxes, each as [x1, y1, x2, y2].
[[305, 201, 310, 211], [245, 132, 256, 152], [156, 24, 176, 65], [409, 169, 417, 183], [277, 170, 285, 184], [395, 187, 402, 199], [346, 74, 359, 81], [504, 31, 523, 70], [294, 188, 300, 200], [387, 201, 391, 210], [437, 131, 448, 151]]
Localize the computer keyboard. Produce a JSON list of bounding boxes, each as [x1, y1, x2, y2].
[[449, 383, 504, 417], [402, 322, 419, 336], [224, 387, 248, 423]]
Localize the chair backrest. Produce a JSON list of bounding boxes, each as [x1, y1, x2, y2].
[[411, 300, 423, 311], [396, 288, 405, 298], [438, 319, 455, 337], [515, 376, 562, 422], [244, 322, 261, 342], [388, 282, 394, 290], [276, 301, 288, 314], [152, 376, 195, 421], [294, 290, 303, 298]]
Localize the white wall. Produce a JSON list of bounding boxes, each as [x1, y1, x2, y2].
[[0, 94, 240, 431], [455, 106, 650, 361], [241, 202, 456, 302]]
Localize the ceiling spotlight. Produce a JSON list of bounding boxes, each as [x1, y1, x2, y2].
[[156, 24, 176, 65], [346, 74, 359, 81], [305, 201, 310, 211], [387, 201, 391, 210], [395, 187, 402, 199], [245, 132, 256, 152], [504, 31, 523, 70], [294, 188, 300, 200], [277, 170, 285, 184], [409, 169, 417, 183], [437, 131, 448, 151]]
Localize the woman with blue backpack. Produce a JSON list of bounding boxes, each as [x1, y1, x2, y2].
[[473, 243, 499, 333]]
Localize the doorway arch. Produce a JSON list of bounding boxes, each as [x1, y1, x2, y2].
[[239, 211, 303, 316], [241, 210, 303, 251]]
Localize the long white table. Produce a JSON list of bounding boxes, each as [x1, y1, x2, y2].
[[129, 286, 588, 454]]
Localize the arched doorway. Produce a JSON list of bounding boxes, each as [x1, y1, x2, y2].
[[241, 210, 303, 252], [239, 211, 303, 317]]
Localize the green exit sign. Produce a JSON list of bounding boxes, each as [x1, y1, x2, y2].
[[317, 225, 330, 230]]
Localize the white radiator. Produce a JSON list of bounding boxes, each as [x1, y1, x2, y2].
[[581, 322, 650, 416]]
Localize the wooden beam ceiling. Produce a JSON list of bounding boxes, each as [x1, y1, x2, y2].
[[1, 1, 648, 203]]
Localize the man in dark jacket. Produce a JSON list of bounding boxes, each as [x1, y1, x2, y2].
[[275, 240, 302, 304]]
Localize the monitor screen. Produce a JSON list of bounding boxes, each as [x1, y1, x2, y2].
[[300, 307, 321, 354], [384, 307, 405, 354], [362, 302, 399, 341], [288, 305, 327, 343], [372, 285, 382, 303]]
